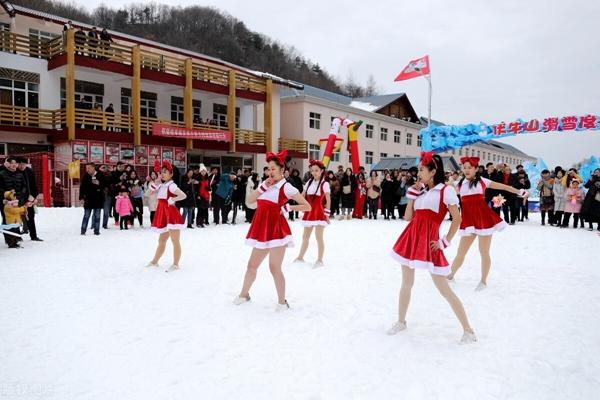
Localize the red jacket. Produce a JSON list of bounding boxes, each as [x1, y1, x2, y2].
[[198, 180, 210, 201]]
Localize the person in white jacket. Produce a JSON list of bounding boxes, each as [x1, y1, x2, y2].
[[144, 170, 160, 224], [245, 172, 258, 222]]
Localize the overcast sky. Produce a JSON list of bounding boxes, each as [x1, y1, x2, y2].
[[82, 0, 600, 168]]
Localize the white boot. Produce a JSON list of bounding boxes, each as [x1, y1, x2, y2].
[[386, 321, 407, 335], [275, 300, 290, 312], [145, 261, 158, 268], [313, 260, 324, 268], [475, 282, 487, 291], [233, 295, 251, 305], [459, 330, 478, 344], [165, 264, 179, 273]]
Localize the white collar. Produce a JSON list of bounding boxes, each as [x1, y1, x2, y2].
[[429, 183, 446, 191], [273, 178, 286, 189]]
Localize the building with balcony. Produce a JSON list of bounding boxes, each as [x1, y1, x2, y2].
[[281, 84, 424, 173], [280, 85, 535, 174], [0, 1, 308, 173]]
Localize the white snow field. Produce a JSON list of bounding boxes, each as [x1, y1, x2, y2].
[[1, 208, 599, 400]]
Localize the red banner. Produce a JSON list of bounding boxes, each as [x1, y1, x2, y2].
[[152, 123, 232, 142], [394, 55, 430, 82]]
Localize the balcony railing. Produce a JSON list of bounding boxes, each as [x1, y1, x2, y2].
[[0, 31, 267, 94], [236, 129, 267, 146], [278, 137, 308, 154], [0, 104, 64, 128]]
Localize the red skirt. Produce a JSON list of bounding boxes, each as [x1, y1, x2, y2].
[[391, 210, 449, 276], [301, 195, 327, 227], [246, 200, 294, 248], [459, 194, 507, 236], [151, 199, 185, 233]]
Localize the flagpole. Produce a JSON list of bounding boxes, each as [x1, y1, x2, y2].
[[424, 72, 432, 128]]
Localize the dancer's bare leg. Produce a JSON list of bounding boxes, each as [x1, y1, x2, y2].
[[239, 248, 269, 298], [448, 235, 476, 280]]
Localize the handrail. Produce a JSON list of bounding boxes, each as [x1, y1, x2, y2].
[[278, 137, 308, 153], [236, 129, 266, 146], [0, 104, 64, 129]]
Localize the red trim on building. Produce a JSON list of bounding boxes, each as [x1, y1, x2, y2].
[[0, 125, 58, 134], [286, 150, 308, 159], [192, 80, 228, 95], [140, 69, 185, 86], [236, 89, 266, 102], [48, 53, 67, 70]]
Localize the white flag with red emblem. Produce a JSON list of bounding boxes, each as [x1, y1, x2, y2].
[[394, 55, 430, 82]]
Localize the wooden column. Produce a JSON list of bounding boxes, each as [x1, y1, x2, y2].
[[131, 45, 141, 145], [184, 58, 193, 150], [227, 70, 236, 153], [65, 29, 75, 140], [264, 79, 273, 152]]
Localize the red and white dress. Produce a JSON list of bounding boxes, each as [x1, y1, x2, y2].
[[456, 178, 507, 236], [246, 179, 299, 249], [151, 181, 185, 233], [301, 179, 330, 227], [391, 184, 459, 276]]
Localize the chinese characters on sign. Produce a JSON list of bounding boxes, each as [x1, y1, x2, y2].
[[421, 114, 600, 152], [152, 123, 232, 142]]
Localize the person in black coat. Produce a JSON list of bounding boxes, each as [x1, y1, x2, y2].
[[178, 168, 197, 228], [582, 169, 600, 231], [286, 169, 304, 220], [0, 156, 26, 247], [512, 170, 531, 222], [79, 163, 106, 235], [381, 172, 396, 220], [16, 157, 42, 241]]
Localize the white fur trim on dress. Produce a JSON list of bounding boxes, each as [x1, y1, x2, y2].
[[245, 235, 295, 249], [301, 220, 328, 227], [390, 251, 450, 276], [151, 223, 186, 233], [459, 220, 507, 236]]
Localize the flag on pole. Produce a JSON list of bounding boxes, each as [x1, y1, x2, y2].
[[394, 55, 430, 82]]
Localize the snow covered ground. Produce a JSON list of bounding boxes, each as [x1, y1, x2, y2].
[[1, 208, 599, 400]]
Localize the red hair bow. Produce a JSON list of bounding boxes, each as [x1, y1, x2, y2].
[[309, 159, 325, 169], [266, 149, 288, 166], [153, 159, 161, 173], [460, 157, 480, 167], [162, 159, 173, 173], [420, 151, 435, 166]]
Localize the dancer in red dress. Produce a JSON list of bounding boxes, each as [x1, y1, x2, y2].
[[447, 157, 528, 290], [388, 152, 476, 344], [234, 150, 311, 311], [295, 160, 331, 267], [146, 160, 187, 272]]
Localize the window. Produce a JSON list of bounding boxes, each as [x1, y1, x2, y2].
[[380, 152, 388, 159], [309, 144, 320, 161], [417, 133, 422, 147], [309, 112, 321, 129], [471, 149, 476, 157], [393, 154, 401, 158], [493, 154, 496, 162], [394, 130, 401, 143], [332, 150, 340, 162], [477, 150, 480, 158], [0, 77, 39, 108], [380, 127, 388, 141], [365, 151, 373, 164], [366, 124, 374, 138], [28, 28, 59, 58], [61, 78, 104, 109], [171, 96, 201, 123], [459, 148, 463, 156], [213, 104, 240, 128], [406, 132, 413, 146]]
